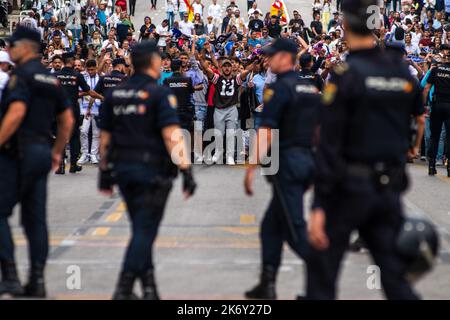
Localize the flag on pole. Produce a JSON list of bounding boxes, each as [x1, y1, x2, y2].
[[270, 0, 288, 25]]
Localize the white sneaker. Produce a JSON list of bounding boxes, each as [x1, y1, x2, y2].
[[90, 154, 99, 164], [77, 153, 90, 165], [226, 156, 235, 165]]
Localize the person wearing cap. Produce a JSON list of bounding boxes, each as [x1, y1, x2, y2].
[[98, 41, 197, 299], [248, 10, 264, 34], [307, 0, 425, 300], [0, 51, 13, 103], [423, 43, 450, 177], [0, 26, 74, 297], [162, 59, 203, 132], [243, 38, 320, 299], [54, 52, 102, 174], [93, 57, 127, 99], [298, 53, 324, 91], [199, 47, 254, 164]]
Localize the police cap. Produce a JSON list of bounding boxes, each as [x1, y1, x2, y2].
[[396, 217, 439, 282], [261, 38, 298, 56], [341, 0, 379, 35], [8, 25, 41, 46]]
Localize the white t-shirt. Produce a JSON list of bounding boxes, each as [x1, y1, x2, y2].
[[178, 0, 188, 12], [208, 4, 221, 19], [0, 71, 9, 103], [156, 24, 170, 47], [180, 20, 194, 36], [102, 39, 119, 50], [192, 3, 203, 17]]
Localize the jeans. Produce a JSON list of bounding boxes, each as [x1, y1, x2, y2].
[[114, 161, 172, 275], [0, 143, 52, 266], [167, 11, 175, 28]]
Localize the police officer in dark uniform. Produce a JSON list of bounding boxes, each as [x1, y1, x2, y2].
[[162, 59, 203, 131], [423, 44, 450, 177], [244, 38, 321, 299], [307, 0, 426, 300], [298, 53, 324, 92], [54, 52, 102, 174], [0, 26, 73, 297], [94, 58, 128, 98], [98, 41, 197, 300]]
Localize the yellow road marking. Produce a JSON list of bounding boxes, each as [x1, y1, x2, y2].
[[240, 214, 256, 225], [92, 227, 110, 236], [105, 212, 123, 222], [218, 226, 259, 235], [115, 202, 127, 212]]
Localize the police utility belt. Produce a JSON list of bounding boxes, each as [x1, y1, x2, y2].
[[110, 148, 169, 166], [346, 162, 406, 191]]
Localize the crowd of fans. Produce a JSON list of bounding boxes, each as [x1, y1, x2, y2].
[[0, 0, 449, 165]]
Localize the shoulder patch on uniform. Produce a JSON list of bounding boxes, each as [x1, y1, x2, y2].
[[322, 83, 338, 106], [333, 62, 349, 75], [7, 75, 17, 90], [263, 88, 275, 104], [168, 94, 178, 109]]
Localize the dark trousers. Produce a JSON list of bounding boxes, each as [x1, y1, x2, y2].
[[129, 0, 136, 15], [306, 180, 419, 300], [336, 0, 342, 11], [427, 103, 450, 160], [0, 143, 52, 266], [151, 0, 157, 8], [114, 161, 172, 275], [261, 149, 313, 270]]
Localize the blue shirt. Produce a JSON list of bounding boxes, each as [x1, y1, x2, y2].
[[248, 38, 261, 48], [158, 71, 173, 85]]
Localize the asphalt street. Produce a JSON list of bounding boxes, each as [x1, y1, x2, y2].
[[5, 0, 450, 300]]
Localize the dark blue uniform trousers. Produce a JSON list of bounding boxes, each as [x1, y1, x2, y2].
[[428, 102, 450, 160], [0, 143, 52, 266], [306, 179, 419, 300], [114, 162, 172, 276], [261, 148, 313, 270]]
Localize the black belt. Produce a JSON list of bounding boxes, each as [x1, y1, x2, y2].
[[346, 162, 405, 188], [110, 149, 169, 166]]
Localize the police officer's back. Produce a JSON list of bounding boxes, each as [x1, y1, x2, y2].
[[162, 59, 195, 131], [423, 44, 450, 177], [244, 38, 321, 299], [0, 26, 73, 297], [307, 0, 426, 300], [298, 53, 324, 92], [98, 41, 197, 300], [94, 58, 128, 97]]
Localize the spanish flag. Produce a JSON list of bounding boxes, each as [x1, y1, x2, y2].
[[184, 0, 194, 21], [270, 0, 288, 25]]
